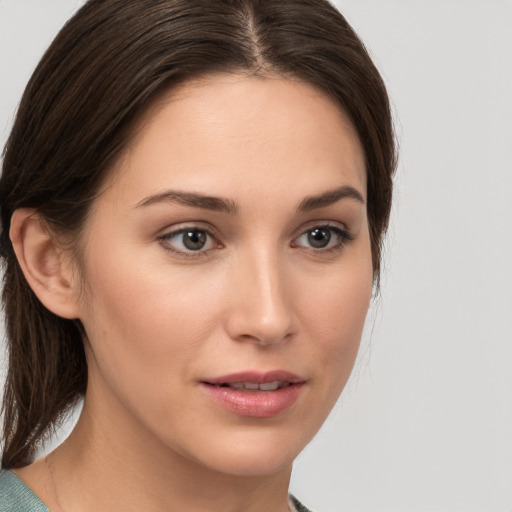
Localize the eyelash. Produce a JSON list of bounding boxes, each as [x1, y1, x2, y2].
[[158, 223, 354, 259], [158, 225, 220, 259], [291, 224, 354, 255]]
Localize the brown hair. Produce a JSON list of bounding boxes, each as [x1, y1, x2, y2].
[[0, 0, 396, 468]]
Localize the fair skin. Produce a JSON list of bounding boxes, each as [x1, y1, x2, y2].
[[11, 74, 372, 512]]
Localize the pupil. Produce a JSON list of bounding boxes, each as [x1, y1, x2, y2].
[[308, 228, 331, 248], [183, 230, 206, 250]]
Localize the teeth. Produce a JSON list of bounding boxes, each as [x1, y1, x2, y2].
[[226, 381, 283, 391], [259, 381, 280, 391]]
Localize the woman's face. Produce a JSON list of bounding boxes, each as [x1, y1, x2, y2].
[[75, 74, 372, 476]]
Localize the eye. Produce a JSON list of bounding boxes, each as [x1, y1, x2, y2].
[[305, 227, 332, 249], [293, 225, 353, 251], [160, 227, 217, 254]]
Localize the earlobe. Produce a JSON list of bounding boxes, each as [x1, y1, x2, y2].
[[9, 208, 82, 320]]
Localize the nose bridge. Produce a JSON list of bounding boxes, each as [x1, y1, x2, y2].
[[226, 243, 294, 345]]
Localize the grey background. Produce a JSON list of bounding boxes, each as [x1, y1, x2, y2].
[[1, 1, 511, 511]]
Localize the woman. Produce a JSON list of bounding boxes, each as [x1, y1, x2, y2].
[[0, 0, 395, 510]]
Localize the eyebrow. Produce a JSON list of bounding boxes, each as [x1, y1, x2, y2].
[[297, 185, 365, 212], [136, 190, 239, 214], [136, 184, 364, 215]]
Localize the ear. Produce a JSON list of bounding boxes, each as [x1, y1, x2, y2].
[[9, 208, 82, 319]]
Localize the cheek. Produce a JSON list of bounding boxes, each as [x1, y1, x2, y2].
[[297, 250, 373, 383], [78, 245, 222, 388], [78, 253, 226, 444]]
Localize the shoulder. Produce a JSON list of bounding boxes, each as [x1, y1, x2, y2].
[[0, 469, 50, 512]]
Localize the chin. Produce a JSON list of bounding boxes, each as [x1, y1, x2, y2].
[[199, 449, 296, 478], [176, 422, 316, 478]]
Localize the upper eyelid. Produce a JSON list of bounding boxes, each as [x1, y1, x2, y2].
[[293, 225, 353, 243], [293, 220, 349, 237], [159, 222, 219, 237]]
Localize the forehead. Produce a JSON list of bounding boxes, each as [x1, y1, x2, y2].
[[104, 73, 366, 206]]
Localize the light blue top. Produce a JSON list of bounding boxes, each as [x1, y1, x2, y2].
[[0, 470, 49, 512], [0, 468, 312, 512]]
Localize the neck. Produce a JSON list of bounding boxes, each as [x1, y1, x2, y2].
[[47, 396, 293, 512]]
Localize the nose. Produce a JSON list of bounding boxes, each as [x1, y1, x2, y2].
[[224, 249, 296, 346]]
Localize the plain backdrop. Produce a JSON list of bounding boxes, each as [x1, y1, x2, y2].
[[1, 1, 511, 511]]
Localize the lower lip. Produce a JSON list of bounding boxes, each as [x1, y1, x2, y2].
[[200, 383, 304, 418]]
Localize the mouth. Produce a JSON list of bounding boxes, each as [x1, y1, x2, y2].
[[201, 370, 305, 390], [207, 380, 294, 391], [200, 371, 305, 417]]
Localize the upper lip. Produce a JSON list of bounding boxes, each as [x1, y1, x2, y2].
[[202, 370, 305, 385]]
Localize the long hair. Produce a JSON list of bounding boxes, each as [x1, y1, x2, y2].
[[0, 0, 396, 468]]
